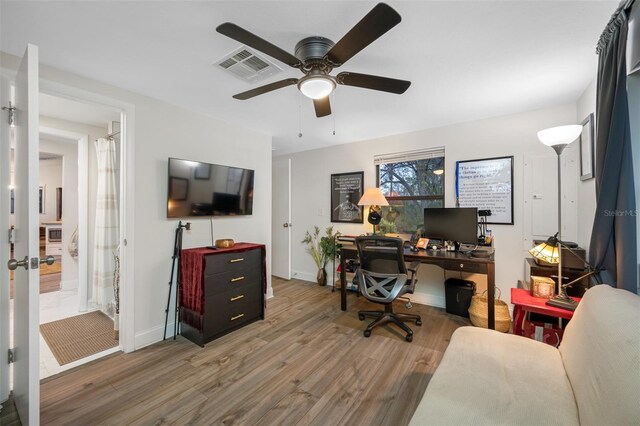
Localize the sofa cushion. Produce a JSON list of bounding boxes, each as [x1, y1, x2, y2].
[[559, 285, 640, 426], [409, 327, 578, 425]]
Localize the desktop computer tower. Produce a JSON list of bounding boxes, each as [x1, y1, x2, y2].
[[444, 278, 476, 318]]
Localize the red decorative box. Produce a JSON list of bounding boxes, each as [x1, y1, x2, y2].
[[523, 320, 564, 347]]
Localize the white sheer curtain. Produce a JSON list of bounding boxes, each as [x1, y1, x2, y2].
[[92, 138, 119, 311]]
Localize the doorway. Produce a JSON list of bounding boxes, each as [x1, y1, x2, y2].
[[272, 157, 292, 281], [33, 93, 123, 378]]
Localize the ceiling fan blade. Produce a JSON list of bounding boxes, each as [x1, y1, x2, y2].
[[232, 78, 299, 100], [217, 23, 301, 68], [313, 97, 332, 118], [337, 72, 411, 94], [324, 3, 401, 67]]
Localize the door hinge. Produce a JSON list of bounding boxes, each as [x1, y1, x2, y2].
[[8, 348, 14, 364]]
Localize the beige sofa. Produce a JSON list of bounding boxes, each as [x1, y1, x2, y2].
[[410, 285, 640, 425]]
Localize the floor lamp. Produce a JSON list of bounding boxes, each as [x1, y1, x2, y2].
[[529, 125, 582, 310]]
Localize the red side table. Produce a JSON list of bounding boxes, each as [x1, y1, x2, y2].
[[511, 288, 581, 346]]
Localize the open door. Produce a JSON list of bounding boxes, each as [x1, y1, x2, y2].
[[272, 157, 291, 279], [1, 44, 42, 425]]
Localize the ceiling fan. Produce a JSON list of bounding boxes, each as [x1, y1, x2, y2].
[[216, 2, 411, 118]]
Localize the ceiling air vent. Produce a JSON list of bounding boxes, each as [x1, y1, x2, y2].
[[215, 46, 282, 84]]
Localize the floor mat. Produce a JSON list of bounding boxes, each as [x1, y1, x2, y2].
[[40, 311, 118, 365]]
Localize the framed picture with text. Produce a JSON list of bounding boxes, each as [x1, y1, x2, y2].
[[456, 156, 514, 225], [331, 171, 364, 223]]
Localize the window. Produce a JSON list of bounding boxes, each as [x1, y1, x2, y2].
[[375, 149, 445, 234]]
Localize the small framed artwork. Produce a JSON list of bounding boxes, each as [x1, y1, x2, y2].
[[194, 163, 211, 180], [530, 276, 556, 299], [169, 177, 189, 201], [39, 185, 45, 214], [579, 113, 595, 181], [331, 171, 364, 223]]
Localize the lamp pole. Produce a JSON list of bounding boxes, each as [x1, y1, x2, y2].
[[552, 145, 565, 296]]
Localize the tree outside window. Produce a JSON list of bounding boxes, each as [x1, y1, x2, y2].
[[377, 157, 445, 234]]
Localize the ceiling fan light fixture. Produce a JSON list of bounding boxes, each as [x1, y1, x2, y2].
[[298, 75, 335, 99]]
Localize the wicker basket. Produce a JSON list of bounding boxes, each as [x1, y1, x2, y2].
[[469, 288, 511, 333]]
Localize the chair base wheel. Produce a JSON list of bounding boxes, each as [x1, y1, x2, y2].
[[416, 319, 422, 326], [405, 333, 413, 342], [358, 314, 365, 321], [364, 330, 371, 337]]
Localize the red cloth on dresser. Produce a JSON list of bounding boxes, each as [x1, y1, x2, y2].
[[179, 243, 265, 314]]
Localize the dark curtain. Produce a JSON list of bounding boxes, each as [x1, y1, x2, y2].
[[589, 0, 637, 293]]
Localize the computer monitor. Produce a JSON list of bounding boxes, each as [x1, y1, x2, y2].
[[423, 207, 478, 249]]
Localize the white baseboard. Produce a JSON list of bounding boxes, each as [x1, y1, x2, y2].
[[407, 292, 446, 309], [291, 270, 317, 283], [134, 324, 165, 350], [60, 279, 78, 291], [266, 286, 274, 299]]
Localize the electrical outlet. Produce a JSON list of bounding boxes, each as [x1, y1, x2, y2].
[[319, 208, 324, 216]]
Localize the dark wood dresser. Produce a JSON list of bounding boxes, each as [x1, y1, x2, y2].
[[179, 243, 266, 346]]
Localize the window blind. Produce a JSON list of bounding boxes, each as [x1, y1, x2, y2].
[[374, 147, 445, 166]]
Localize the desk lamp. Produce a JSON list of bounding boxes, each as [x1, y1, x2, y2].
[[358, 187, 389, 234], [530, 124, 582, 310]]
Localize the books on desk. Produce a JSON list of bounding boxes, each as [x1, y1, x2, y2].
[[337, 235, 358, 244]]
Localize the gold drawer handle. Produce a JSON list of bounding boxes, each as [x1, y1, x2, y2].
[[230, 295, 245, 302], [230, 313, 245, 321], [229, 258, 244, 263], [231, 276, 245, 282]]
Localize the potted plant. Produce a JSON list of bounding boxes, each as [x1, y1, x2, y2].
[[302, 226, 340, 286]]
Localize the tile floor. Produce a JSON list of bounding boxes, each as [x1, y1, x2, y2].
[[10, 290, 121, 380]]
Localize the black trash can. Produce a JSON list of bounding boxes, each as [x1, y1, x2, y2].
[[444, 278, 476, 317]]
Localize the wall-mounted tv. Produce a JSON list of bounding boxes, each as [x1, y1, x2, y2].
[[167, 157, 254, 218]]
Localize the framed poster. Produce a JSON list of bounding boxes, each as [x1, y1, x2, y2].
[[456, 156, 514, 225], [331, 171, 364, 223], [579, 113, 594, 181]]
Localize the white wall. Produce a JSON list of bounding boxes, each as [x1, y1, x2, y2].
[[576, 78, 597, 252], [38, 156, 62, 223], [1, 51, 273, 350], [277, 104, 580, 307]]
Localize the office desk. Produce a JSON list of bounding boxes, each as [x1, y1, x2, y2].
[[339, 246, 497, 329]]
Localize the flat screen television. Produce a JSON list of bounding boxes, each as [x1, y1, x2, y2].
[[167, 157, 254, 218], [423, 207, 478, 247]]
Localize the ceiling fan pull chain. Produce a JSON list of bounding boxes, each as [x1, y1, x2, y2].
[[298, 91, 303, 138], [332, 91, 336, 136]]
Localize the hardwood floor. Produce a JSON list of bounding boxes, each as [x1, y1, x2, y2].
[[34, 276, 469, 425]]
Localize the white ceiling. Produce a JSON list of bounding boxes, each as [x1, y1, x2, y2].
[[0, 1, 617, 155]]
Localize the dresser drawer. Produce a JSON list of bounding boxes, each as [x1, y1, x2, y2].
[[444, 260, 486, 274], [204, 287, 262, 337], [204, 268, 262, 296], [203, 249, 261, 275]]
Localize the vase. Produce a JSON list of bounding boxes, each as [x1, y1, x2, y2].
[[113, 312, 120, 340], [316, 268, 327, 286]]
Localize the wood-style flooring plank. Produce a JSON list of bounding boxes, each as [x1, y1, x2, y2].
[[35, 275, 470, 426]]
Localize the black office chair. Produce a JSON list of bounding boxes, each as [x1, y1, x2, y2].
[[355, 236, 422, 342]]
